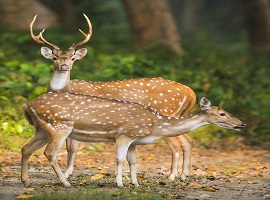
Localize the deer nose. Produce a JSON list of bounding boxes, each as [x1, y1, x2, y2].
[[242, 123, 246, 128], [59, 64, 70, 71]]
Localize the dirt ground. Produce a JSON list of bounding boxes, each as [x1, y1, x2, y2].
[[0, 141, 269, 200]]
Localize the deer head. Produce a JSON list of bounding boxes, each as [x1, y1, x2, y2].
[[30, 14, 92, 72], [198, 97, 245, 131]]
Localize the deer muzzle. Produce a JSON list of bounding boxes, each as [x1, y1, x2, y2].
[[234, 123, 246, 131], [59, 64, 70, 71]]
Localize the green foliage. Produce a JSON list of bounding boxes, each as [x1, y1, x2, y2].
[[76, 53, 176, 81], [183, 42, 270, 146], [0, 32, 51, 150], [0, 12, 269, 150]]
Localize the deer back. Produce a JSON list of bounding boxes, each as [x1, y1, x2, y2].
[[23, 92, 165, 140], [70, 77, 196, 117]]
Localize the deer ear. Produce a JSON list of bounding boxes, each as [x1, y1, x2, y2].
[[71, 48, 88, 61], [199, 97, 211, 111], [41, 47, 54, 59]]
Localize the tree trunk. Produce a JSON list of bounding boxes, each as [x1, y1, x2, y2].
[[169, 0, 205, 32], [0, 0, 57, 31], [38, 0, 76, 32], [242, 0, 270, 52], [121, 0, 182, 55]]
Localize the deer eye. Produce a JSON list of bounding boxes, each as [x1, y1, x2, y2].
[[53, 56, 58, 60], [71, 57, 76, 61], [220, 113, 226, 116]]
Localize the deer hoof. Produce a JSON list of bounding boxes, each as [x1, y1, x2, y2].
[[133, 183, 139, 187], [63, 181, 72, 188], [168, 174, 176, 181], [180, 173, 189, 180], [22, 180, 30, 187]]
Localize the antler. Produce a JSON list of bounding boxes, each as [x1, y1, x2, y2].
[[30, 15, 59, 49], [69, 14, 92, 49]]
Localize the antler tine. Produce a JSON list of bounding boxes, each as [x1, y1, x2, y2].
[[70, 14, 92, 49], [30, 15, 59, 49]]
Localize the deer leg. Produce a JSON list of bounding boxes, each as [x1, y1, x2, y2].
[[44, 129, 72, 187], [21, 128, 48, 187], [127, 144, 139, 186], [166, 134, 193, 181], [115, 137, 132, 188], [179, 134, 193, 180], [64, 138, 80, 178], [166, 136, 181, 181]]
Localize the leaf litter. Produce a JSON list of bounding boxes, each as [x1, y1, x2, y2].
[[0, 141, 269, 199]]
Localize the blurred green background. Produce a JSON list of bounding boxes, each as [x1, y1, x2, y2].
[[0, 0, 269, 151]]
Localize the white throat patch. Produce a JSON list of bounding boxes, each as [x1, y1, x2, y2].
[[50, 71, 69, 91]]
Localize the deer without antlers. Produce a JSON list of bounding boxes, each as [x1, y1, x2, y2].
[[22, 94, 245, 188], [30, 14, 196, 181]]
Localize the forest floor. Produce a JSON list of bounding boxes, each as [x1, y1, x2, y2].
[[0, 140, 269, 200]]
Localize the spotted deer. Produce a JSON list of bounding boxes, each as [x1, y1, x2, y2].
[[29, 14, 196, 181], [22, 94, 245, 188]]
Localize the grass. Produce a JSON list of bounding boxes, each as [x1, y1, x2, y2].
[[26, 171, 181, 199], [29, 188, 167, 200]]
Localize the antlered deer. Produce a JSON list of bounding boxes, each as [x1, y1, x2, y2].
[[30, 14, 196, 181], [22, 93, 245, 188]]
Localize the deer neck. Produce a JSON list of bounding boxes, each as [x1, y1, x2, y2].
[[158, 112, 209, 138], [47, 68, 71, 92]]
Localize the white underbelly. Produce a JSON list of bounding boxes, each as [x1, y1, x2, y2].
[[69, 129, 160, 145], [133, 136, 160, 145], [69, 129, 115, 143]]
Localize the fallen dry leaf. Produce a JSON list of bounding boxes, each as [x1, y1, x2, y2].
[[53, 187, 62, 191], [238, 167, 247, 170], [256, 165, 267, 170], [248, 181, 258, 184], [0, 166, 10, 173], [204, 187, 216, 192], [144, 157, 153, 161], [26, 188, 38, 191], [99, 169, 107, 174], [159, 181, 167, 186], [188, 183, 203, 189], [194, 169, 207, 176], [133, 189, 148, 195], [91, 173, 105, 180], [81, 160, 90, 165], [17, 194, 34, 199], [79, 179, 87, 184], [220, 152, 230, 157]]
